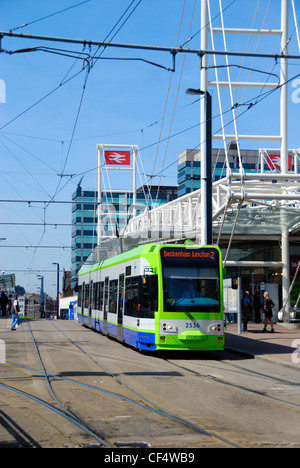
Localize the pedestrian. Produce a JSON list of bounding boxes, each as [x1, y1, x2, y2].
[[7, 294, 12, 315], [262, 291, 275, 333], [253, 291, 262, 323], [40, 303, 45, 318], [0, 291, 8, 316], [11, 294, 21, 331], [242, 290, 252, 332]]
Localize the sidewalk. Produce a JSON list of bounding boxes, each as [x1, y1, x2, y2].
[[225, 321, 300, 370]]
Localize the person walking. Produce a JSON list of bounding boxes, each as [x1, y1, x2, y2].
[[11, 294, 21, 331], [242, 291, 252, 332], [262, 291, 275, 333]]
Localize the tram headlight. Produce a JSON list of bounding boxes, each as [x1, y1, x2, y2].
[[162, 323, 176, 333], [209, 323, 222, 333]]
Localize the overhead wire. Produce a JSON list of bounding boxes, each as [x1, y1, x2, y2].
[[0, 1, 143, 132], [1, 64, 295, 200], [180, 0, 239, 48], [140, 65, 300, 186], [148, 0, 187, 204], [2, 69, 299, 266], [46, 0, 144, 209], [0, 139, 52, 198], [219, 0, 244, 181], [1, 132, 59, 173], [2, 1, 299, 271], [37, 64, 297, 191], [154, 0, 197, 206], [291, 0, 300, 52], [3, 2, 98, 284], [0, 96, 201, 144], [9, 0, 93, 32], [207, 0, 231, 181]]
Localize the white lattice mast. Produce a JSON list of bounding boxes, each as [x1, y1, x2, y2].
[[281, 0, 289, 175], [203, 0, 291, 316], [280, 0, 290, 316], [97, 144, 138, 245]]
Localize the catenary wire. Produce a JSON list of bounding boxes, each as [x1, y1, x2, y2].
[[9, 0, 93, 32]]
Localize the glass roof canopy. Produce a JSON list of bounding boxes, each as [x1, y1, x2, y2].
[[217, 205, 300, 236], [213, 175, 300, 237]]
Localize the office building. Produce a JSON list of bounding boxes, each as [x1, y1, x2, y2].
[[178, 144, 259, 196]]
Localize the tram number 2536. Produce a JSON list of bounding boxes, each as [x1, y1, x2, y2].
[[185, 322, 201, 329]]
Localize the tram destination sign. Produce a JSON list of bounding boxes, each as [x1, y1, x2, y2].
[[161, 247, 218, 262]]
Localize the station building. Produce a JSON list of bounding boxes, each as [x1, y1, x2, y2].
[[178, 145, 300, 319], [71, 145, 300, 319]]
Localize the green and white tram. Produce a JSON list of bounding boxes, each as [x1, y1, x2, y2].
[[77, 243, 224, 351]]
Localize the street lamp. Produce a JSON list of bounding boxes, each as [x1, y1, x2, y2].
[[37, 274, 45, 317], [52, 263, 59, 319], [186, 88, 212, 245]]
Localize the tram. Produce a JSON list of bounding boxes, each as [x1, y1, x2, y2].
[[77, 243, 224, 351]]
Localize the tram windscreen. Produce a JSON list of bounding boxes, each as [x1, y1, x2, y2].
[[161, 247, 221, 313]]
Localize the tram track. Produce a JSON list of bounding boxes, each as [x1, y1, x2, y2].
[[52, 320, 300, 447], [0, 381, 112, 448], [3, 319, 240, 448], [44, 320, 242, 447], [2, 319, 300, 447], [1, 320, 113, 448], [42, 320, 300, 446], [162, 352, 300, 410]]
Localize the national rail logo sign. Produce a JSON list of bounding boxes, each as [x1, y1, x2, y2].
[[104, 150, 131, 165], [266, 154, 292, 170]]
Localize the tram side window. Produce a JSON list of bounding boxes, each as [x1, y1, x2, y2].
[[142, 275, 158, 317], [124, 275, 158, 318], [109, 279, 118, 314], [125, 277, 139, 317]]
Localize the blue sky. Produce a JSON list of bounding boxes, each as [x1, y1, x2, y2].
[[0, 0, 300, 297]]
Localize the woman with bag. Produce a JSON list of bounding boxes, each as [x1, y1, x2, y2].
[[262, 291, 275, 333]]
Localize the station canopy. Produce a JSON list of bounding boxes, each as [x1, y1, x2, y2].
[[218, 205, 300, 236]]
